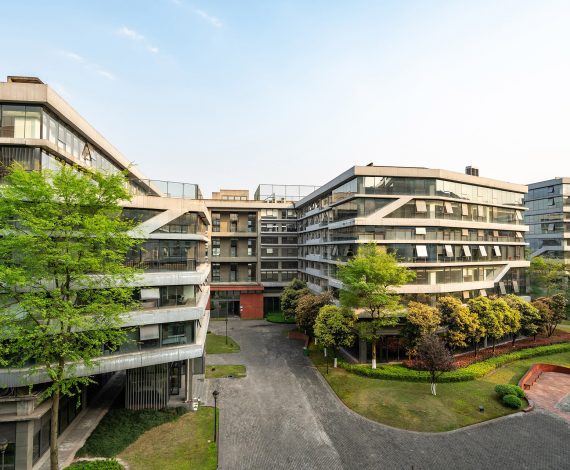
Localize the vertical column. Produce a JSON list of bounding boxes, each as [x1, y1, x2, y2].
[[15, 421, 33, 470], [185, 359, 194, 402]]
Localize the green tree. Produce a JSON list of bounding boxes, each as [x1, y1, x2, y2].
[[437, 296, 483, 354], [280, 278, 310, 319], [529, 256, 568, 297], [295, 292, 333, 338], [415, 334, 456, 396], [469, 297, 514, 353], [402, 301, 441, 359], [0, 165, 139, 470], [314, 305, 356, 372], [503, 295, 542, 344], [535, 294, 568, 336], [338, 243, 415, 369]]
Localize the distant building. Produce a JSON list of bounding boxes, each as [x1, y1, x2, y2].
[[524, 178, 570, 263]]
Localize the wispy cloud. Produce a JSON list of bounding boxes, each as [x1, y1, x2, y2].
[[171, 1, 224, 28], [59, 50, 116, 81], [117, 25, 145, 41], [117, 25, 159, 55], [195, 8, 223, 28]]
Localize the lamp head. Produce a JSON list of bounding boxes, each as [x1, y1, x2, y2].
[[0, 438, 8, 452]]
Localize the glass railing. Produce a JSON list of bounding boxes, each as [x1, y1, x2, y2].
[[125, 259, 201, 272], [129, 179, 203, 200]]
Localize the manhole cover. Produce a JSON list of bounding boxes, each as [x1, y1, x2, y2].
[[555, 393, 570, 413]]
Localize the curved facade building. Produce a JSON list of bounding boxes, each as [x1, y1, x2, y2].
[[296, 165, 529, 300], [0, 76, 210, 469]]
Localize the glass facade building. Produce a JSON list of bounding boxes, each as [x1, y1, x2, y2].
[[296, 166, 529, 301], [524, 178, 570, 262]]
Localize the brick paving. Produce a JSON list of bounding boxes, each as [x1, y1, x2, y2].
[[207, 319, 570, 470], [526, 372, 570, 422]]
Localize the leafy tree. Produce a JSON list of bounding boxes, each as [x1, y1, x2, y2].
[[0, 165, 139, 470], [314, 305, 356, 372], [280, 278, 310, 319], [503, 295, 542, 343], [529, 256, 568, 297], [535, 294, 568, 336], [338, 243, 415, 368], [469, 297, 516, 353], [295, 292, 333, 338], [414, 334, 456, 396], [437, 296, 482, 354], [402, 301, 441, 359]]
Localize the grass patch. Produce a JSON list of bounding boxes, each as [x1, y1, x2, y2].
[[119, 407, 217, 470], [310, 347, 570, 432], [557, 320, 570, 333], [206, 364, 246, 379], [265, 312, 296, 324], [205, 332, 240, 354], [77, 407, 188, 458]]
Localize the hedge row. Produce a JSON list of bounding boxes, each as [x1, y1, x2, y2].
[[341, 342, 570, 383], [66, 460, 123, 470]]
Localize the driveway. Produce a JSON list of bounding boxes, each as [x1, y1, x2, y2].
[[206, 319, 570, 470]]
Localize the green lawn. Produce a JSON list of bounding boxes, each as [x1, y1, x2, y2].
[[205, 332, 240, 354], [311, 348, 570, 432], [558, 320, 570, 333], [265, 312, 296, 324], [206, 364, 246, 379], [77, 407, 188, 458], [119, 407, 217, 470]]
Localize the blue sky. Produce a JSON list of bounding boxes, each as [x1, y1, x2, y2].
[[2, 0, 570, 196]]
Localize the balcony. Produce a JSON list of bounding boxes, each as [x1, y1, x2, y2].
[[129, 178, 203, 200], [125, 259, 202, 272]]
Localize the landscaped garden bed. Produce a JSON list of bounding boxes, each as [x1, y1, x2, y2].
[[309, 345, 570, 432]]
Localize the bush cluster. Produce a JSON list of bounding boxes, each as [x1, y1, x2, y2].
[[494, 384, 525, 398], [66, 460, 123, 470], [502, 394, 523, 409], [342, 342, 570, 383]]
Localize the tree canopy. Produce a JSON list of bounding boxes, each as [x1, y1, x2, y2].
[[314, 305, 356, 371], [402, 301, 441, 358], [280, 278, 310, 319], [0, 164, 139, 470], [295, 292, 333, 337]]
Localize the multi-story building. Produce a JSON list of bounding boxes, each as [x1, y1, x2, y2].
[[296, 165, 529, 301], [206, 185, 317, 318], [524, 178, 570, 263], [0, 76, 210, 469]]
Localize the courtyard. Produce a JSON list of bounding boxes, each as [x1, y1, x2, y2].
[[206, 319, 570, 470]]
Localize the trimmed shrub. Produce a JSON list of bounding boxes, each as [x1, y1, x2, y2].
[[66, 459, 123, 469], [494, 384, 525, 398], [341, 342, 570, 383], [502, 394, 523, 409]]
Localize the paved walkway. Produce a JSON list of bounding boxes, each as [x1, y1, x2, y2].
[[526, 372, 570, 422], [38, 372, 125, 470], [207, 319, 570, 470]]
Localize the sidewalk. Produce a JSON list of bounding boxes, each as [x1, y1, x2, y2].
[[37, 372, 125, 470]]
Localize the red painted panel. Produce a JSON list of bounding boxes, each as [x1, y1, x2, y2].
[[240, 292, 264, 319]]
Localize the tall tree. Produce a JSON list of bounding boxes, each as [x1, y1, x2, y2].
[[295, 292, 333, 338], [503, 295, 542, 344], [338, 243, 415, 368], [468, 297, 513, 353], [314, 305, 356, 372], [437, 296, 483, 354], [535, 294, 568, 336], [280, 278, 310, 319], [529, 256, 568, 297], [0, 165, 138, 470], [402, 301, 441, 359], [415, 334, 456, 396]]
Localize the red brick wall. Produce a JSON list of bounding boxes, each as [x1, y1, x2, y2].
[[240, 292, 264, 319]]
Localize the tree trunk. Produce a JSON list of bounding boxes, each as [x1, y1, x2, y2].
[[474, 340, 478, 357], [533, 334, 537, 342], [50, 388, 60, 470], [333, 357, 338, 368], [492, 337, 496, 353], [431, 382, 437, 396], [512, 334, 516, 346], [371, 341, 377, 369]]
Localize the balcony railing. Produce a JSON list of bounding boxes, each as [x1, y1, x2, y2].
[[129, 179, 203, 200], [125, 259, 199, 272]]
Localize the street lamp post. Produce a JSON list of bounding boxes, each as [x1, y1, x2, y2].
[[225, 308, 228, 345], [212, 389, 219, 443], [0, 438, 8, 470]]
